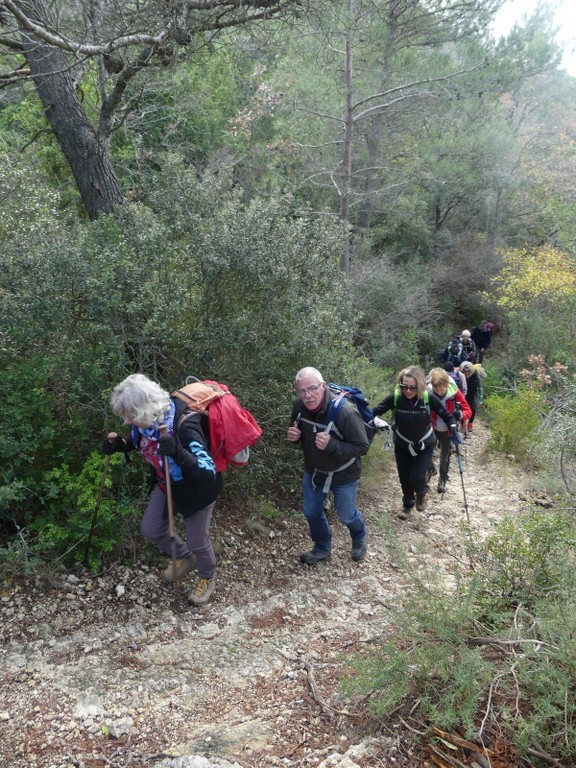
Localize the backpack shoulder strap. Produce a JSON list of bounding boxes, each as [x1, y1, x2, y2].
[[327, 393, 347, 426], [393, 386, 429, 411]]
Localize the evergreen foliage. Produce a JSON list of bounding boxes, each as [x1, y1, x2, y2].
[[344, 509, 576, 763], [1, 0, 576, 758]]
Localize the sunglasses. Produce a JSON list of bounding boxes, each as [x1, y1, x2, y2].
[[400, 384, 418, 391]]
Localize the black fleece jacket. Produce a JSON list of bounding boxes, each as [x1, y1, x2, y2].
[[372, 391, 456, 451]]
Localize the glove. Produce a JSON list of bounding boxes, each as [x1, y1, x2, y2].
[[101, 434, 127, 455], [454, 407, 463, 423], [158, 431, 177, 457], [372, 416, 390, 430], [449, 424, 464, 446]]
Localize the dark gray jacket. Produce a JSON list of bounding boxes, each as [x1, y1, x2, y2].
[[290, 390, 370, 486]]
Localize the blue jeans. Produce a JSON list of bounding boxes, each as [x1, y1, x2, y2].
[[302, 472, 367, 554]]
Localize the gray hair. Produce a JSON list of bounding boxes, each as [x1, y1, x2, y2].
[[295, 367, 324, 385], [110, 373, 171, 426]]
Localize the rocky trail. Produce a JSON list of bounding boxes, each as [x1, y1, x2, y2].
[[0, 423, 533, 768]]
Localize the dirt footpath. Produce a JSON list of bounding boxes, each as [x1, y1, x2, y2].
[[0, 422, 531, 768]]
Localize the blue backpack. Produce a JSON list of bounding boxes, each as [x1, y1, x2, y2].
[[327, 383, 375, 443]]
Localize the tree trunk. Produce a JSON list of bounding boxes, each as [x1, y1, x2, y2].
[[18, 1, 125, 219], [339, 0, 355, 274]]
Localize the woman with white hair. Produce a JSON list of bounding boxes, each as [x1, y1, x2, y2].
[[102, 373, 222, 606], [460, 330, 478, 363]]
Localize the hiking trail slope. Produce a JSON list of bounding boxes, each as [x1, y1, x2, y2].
[[0, 422, 535, 768]]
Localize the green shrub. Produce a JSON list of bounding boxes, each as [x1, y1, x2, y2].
[[29, 453, 139, 571], [485, 386, 543, 460], [344, 509, 576, 763]]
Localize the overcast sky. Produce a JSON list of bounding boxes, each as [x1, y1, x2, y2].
[[491, 0, 576, 75]]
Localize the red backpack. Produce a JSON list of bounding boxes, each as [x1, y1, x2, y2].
[[172, 379, 262, 473]]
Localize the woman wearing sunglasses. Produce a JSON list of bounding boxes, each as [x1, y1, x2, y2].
[[372, 366, 458, 519]]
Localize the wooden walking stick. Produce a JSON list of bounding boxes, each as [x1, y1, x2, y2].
[[83, 432, 116, 565], [159, 424, 180, 605]]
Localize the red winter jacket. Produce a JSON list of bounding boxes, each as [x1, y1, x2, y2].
[[429, 382, 472, 432]]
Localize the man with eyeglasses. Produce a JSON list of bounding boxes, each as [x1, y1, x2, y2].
[[287, 367, 370, 565]]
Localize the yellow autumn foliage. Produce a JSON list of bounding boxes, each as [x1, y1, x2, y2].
[[487, 246, 576, 310]]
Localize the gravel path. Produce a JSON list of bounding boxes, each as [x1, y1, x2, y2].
[[0, 422, 530, 768]]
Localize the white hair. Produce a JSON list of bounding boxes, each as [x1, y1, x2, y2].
[[295, 367, 324, 384], [110, 373, 171, 426], [461, 330, 471, 337]]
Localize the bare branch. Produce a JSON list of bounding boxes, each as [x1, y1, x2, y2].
[[2, 0, 170, 55], [351, 61, 488, 115]]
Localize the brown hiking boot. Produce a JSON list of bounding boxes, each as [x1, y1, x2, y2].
[[187, 577, 216, 606], [416, 493, 428, 511], [163, 554, 196, 583]]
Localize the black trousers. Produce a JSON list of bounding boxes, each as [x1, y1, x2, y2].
[[434, 431, 452, 480], [395, 444, 434, 507]]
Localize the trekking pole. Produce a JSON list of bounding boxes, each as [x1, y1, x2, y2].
[[454, 442, 470, 523], [159, 424, 180, 606], [83, 432, 116, 565]]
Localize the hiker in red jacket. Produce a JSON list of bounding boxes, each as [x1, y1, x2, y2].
[[102, 373, 222, 606], [428, 368, 472, 494]]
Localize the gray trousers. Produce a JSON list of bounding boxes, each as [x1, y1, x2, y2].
[[140, 485, 216, 579]]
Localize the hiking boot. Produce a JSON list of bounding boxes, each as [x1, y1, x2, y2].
[[351, 538, 368, 562], [187, 577, 216, 606], [300, 549, 331, 565], [399, 495, 415, 519], [416, 493, 428, 511], [437, 478, 447, 494], [163, 554, 196, 583]]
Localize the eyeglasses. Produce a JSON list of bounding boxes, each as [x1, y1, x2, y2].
[[399, 384, 417, 391], [297, 383, 323, 396]]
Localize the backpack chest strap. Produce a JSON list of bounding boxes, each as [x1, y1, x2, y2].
[[297, 413, 353, 492]]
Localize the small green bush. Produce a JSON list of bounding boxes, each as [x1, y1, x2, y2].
[[485, 386, 543, 460], [29, 453, 139, 571]]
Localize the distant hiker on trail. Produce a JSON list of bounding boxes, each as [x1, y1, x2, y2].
[[459, 361, 483, 435], [460, 330, 478, 363], [471, 320, 492, 363], [102, 373, 221, 607], [442, 362, 467, 396], [286, 366, 369, 565], [371, 366, 458, 520], [438, 338, 467, 367], [428, 368, 472, 494]]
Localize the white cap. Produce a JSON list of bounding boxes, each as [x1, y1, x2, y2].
[[461, 330, 471, 337]]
